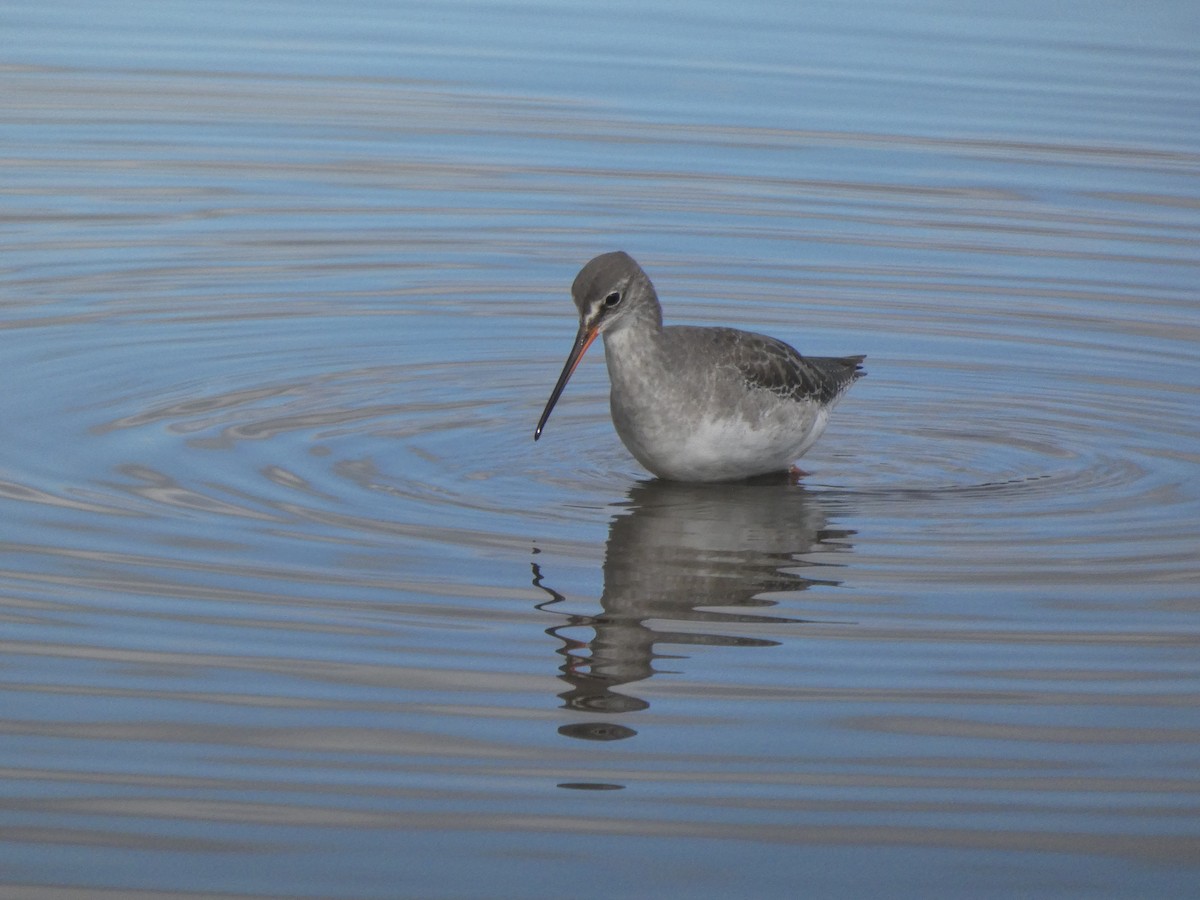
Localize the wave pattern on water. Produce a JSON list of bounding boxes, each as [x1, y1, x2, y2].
[[2, 6, 1200, 897]]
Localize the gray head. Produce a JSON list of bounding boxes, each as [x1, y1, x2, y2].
[[534, 251, 661, 441], [569, 250, 662, 336]]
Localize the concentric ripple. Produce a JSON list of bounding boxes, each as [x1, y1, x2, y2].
[[3, 28, 1199, 897], [9, 278, 1190, 589]]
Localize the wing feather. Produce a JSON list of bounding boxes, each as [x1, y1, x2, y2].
[[695, 328, 865, 405]]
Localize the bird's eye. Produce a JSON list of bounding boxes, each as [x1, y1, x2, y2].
[[604, 291, 622, 307]]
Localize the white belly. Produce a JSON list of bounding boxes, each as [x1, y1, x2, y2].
[[612, 401, 829, 482]]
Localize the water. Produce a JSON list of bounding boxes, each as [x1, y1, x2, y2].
[[2, 1, 1199, 897]]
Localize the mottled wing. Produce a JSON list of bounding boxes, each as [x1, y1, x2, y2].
[[706, 328, 865, 405]]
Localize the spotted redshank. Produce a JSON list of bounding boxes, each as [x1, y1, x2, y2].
[[534, 251, 865, 482]]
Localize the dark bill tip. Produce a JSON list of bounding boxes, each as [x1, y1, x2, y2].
[[533, 324, 599, 441]]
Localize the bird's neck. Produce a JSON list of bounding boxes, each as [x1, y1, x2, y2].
[[601, 308, 665, 372]]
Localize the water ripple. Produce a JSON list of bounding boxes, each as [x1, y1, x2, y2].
[[3, 24, 1199, 896]]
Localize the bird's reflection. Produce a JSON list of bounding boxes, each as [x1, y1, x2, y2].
[[534, 478, 856, 740]]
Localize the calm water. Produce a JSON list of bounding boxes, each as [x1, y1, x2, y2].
[[3, 1, 1199, 897]]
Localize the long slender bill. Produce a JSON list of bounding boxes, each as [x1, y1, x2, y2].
[[534, 323, 600, 440]]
